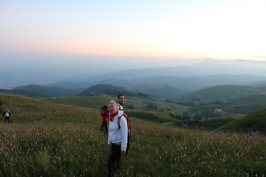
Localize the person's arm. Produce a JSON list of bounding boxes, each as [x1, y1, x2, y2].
[[107, 121, 112, 150], [120, 116, 128, 155]]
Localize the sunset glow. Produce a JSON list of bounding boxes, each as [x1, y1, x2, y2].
[[1, 0, 266, 61]]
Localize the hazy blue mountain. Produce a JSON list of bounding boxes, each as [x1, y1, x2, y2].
[[43, 74, 266, 95], [90, 74, 266, 92], [86, 59, 266, 81], [1, 58, 266, 90]]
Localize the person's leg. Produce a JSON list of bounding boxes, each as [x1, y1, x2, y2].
[[108, 144, 121, 177], [100, 121, 105, 131], [126, 135, 130, 156], [104, 122, 108, 134]]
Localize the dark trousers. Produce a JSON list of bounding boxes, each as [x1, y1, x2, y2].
[[126, 135, 130, 156], [108, 144, 121, 177], [100, 121, 108, 133], [4, 117, 10, 123]]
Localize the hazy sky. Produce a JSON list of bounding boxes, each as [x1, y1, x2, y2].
[[1, 0, 266, 62]]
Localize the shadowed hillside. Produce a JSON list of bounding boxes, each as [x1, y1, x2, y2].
[[216, 107, 266, 134]]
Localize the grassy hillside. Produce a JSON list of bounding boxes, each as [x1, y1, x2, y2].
[[174, 85, 265, 103], [216, 107, 266, 134], [125, 83, 186, 98], [43, 95, 189, 117], [173, 114, 244, 130], [168, 85, 266, 119], [77, 84, 135, 96], [0, 93, 266, 176]]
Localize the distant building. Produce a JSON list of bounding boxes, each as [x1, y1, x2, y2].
[[213, 108, 225, 115]]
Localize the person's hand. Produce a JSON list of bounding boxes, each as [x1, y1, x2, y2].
[[109, 144, 112, 151], [121, 150, 126, 156]]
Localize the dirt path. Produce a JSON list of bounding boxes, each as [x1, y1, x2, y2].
[[161, 122, 173, 125]]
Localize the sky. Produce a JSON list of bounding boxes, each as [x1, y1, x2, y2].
[[1, 0, 266, 62]]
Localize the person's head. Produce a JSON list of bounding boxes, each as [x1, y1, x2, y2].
[[117, 94, 125, 104], [6, 108, 9, 112], [101, 105, 107, 110], [108, 100, 119, 114]]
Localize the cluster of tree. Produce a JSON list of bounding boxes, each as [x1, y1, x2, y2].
[[164, 99, 196, 107], [136, 93, 149, 97], [127, 104, 135, 109], [169, 112, 190, 120], [147, 103, 157, 109]]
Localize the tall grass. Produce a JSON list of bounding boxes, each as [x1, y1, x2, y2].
[[0, 123, 108, 176], [0, 93, 266, 176]]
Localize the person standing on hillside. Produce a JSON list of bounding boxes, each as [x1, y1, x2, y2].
[[117, 93, 131, 156], [107, 100, 128, 177], [2, 108, 11, 123], [100, 105, 109, 134], [117, 94, 124, 113]]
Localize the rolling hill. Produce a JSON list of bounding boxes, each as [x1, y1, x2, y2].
[[216, 107, 266, 134], [173, 84, 266, 103], [88, 74, 266, 92], [1, 84, 84, 97], [76, 84, 135, 96]]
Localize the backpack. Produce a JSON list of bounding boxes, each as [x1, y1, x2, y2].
[[117, 113, 131, 155], [117, 113, 131, 134]]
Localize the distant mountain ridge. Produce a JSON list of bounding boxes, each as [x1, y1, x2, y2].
[[47, 74, 266, 92], [2, 74, 266, 98], [2, 59, 266, 90], [86, 59, 266, 81]]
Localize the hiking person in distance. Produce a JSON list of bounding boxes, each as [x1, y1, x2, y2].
[[107, 100, 128, 177], [117, 94, 124, 113], [100, 105, 108, 134], [2, 108, 11, 123]]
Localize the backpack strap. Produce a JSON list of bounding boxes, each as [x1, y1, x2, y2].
[[117, 115, 122, 129]]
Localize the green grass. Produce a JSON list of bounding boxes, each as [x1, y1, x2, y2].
[[127, 110, 175, 123], [173, 114, 244, 130], [174, 85, 264, 103], [216, 107, 266, 134], [43, 95, 189, 115], [0, 93, 266, 176]]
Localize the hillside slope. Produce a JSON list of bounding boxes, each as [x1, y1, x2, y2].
[[216, 107, 266, 134], [0, 93, 266, 176], [174, 84, 266, 103]]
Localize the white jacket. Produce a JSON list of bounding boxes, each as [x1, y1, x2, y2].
[[108, 111, 128, 150], [117, 102, 124, 113]]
